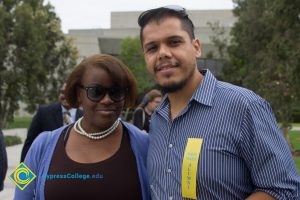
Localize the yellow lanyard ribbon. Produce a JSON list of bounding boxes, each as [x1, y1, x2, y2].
[[182, 138, 203, 199]]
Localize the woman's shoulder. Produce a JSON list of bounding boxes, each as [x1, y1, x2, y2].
[[122, 122, 148, 139], [29, 126, 65, 154], [122, 121, 149, 156]]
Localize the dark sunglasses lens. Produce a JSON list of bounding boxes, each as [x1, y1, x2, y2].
[[109, 88, 126, 102], [87, 87, 105, 101]]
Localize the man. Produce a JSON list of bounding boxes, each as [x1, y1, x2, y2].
[[20, 83, 83, 162], [138, 5, 300, 200], [0, 129, 7, 191]]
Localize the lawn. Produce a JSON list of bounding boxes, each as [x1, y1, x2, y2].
[[5, 116, 32, 129], [293, 123, 300, 127], [294, 157, 300, 174], [290, 130, 300, 151], [290, 128, 300, 174]]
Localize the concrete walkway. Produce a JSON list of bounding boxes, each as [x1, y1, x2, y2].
[[293, 127, 300, 131], [0, 128, 27, 200]]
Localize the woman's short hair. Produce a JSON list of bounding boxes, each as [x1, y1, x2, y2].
[[65, 54, 137, 108], [141, 89, 162, 107]]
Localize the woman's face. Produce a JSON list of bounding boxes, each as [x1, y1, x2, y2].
[[78, 66, 125, 132]]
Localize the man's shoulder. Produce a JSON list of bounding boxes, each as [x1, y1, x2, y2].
[[216, 81, 263, 104], [38, 102, 60, 111]]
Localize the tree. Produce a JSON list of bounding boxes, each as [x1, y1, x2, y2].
[[120, 36, 154, 94], [207, 21, 229, 60], [0, 0, 20, 128], [0, 0, 78, 128], [223, 0, 300, 150]]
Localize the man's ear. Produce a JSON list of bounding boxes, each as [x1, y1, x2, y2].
[[193, 39, 201, 58]]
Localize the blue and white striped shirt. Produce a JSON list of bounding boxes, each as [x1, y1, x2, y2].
[[147, 70, 300, 200]]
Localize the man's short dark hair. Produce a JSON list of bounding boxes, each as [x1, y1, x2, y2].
[[138, 6, 195, 44]]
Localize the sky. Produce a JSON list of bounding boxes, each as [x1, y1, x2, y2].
[[45, 0, 235, 33]]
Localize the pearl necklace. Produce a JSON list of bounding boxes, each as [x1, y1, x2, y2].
[[74, 117, 120, 140]]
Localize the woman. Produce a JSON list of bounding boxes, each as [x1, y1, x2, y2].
[[14, 54, 150, 200], [133, 89, 162, 132]]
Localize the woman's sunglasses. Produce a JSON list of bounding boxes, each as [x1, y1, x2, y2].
[[79, 85, 128, 102]]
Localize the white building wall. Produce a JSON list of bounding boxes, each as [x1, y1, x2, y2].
[[67, 9, 236, 60]]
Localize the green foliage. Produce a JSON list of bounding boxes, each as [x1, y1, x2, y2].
[[223, 0, 300, 129], [291, 129, 300, 173], [6, 116, 32, 129], [207, 21, 228, 59], [290, 130, 300, 151], [4, 135, 22, 146], [0, 0, 78, 128], [294, 157, 300, 174], [120, 36, 154, 94]]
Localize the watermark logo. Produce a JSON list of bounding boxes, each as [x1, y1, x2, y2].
[[46, 173, 104, 180], [9, 162, 36, 190]]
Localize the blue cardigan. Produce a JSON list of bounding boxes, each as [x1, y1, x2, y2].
[[14, 121, 150, 200]]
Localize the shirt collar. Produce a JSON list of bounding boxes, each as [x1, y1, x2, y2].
[[61, 106, 77, 119], [156, 69, 217, 112], [191, 69, 217, 107]]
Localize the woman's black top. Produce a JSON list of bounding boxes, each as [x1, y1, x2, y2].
[[45, 126, 142, 200]]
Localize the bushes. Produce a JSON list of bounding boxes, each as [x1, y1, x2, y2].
[[4, 135, 22, 146]]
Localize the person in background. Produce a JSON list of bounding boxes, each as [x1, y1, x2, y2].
[[20, 83, 83, 162], [0, 129, 7, 192], [133, 89, 162, 132], [138, 5, 300, 200], [14, 54, 150, 200]]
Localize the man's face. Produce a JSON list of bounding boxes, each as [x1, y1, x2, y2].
[[142, 16, 201, 93], [59, 83, 71, 109]]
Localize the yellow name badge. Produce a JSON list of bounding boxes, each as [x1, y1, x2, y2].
[[182, 138, 203, 199]]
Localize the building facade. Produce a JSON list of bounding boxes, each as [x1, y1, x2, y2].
[[67, 9, 236, 76]]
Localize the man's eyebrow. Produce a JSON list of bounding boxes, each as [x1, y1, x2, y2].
[[143, 41, 157, 48], [144, 35, 183, 45], [167, 35, 184, 40]]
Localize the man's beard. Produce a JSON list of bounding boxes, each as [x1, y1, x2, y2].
[[157, 77, 189, 93], [154, 62, 196, 93]]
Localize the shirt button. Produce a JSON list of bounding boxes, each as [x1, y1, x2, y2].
[[167, 169, 172, 173], [169, 196, 173, 200], [168, 143, 173, 148]]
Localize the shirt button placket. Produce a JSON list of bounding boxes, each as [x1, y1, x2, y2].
[[166, 121, 176, 200]]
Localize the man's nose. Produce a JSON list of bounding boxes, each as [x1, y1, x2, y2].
[[158, 44, 171, 59]]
